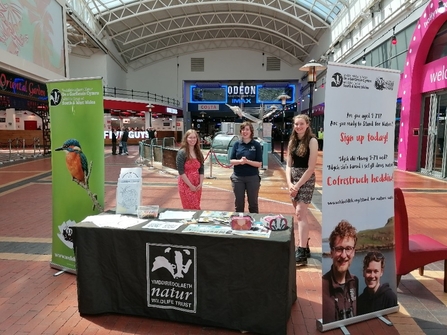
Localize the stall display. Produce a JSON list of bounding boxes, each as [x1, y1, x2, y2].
[[72, 209, 296, 335]]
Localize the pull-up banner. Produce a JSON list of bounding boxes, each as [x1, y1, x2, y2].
[[318, 63, 400, 331], [47, 77, 104, 273]]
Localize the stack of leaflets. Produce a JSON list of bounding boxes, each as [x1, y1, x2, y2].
[[115, 167, 143, 215], [198, 211, 233, 224]]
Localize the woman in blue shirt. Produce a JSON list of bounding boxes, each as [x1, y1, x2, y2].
[[230, 122, 263, 213]]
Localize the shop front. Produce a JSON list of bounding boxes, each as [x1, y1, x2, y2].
[[104, 98, 183, 144], [0, 68, 49, 152], [398, 0, 447, 179]]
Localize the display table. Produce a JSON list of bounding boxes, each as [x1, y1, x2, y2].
[[72, 210, 296, 335]]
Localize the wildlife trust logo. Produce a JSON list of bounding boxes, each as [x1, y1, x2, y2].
[[331, 72, 343, 87], [146, 243, 197, 313], [50, 89, 62, 106], [374, 77, 395, 91]]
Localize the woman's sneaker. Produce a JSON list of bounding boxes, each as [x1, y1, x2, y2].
[[295, 247, 308, 266], [306, 238, 311, 258]]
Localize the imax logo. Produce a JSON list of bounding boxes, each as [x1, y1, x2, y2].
[[231, 98, 252, 104]]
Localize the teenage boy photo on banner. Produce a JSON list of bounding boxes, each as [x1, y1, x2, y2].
[[319, 63, 400, 331], [47, 77, 105, 273]]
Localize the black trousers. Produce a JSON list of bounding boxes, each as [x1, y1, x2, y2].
[[230, 174, 261, 213], [112, 141, 117, 154]]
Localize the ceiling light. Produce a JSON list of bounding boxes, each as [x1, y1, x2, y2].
[[391, 27, 397, 45]]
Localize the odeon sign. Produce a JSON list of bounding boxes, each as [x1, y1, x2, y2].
[[227, 85, 256, 96], [104, 130, 149, 139]]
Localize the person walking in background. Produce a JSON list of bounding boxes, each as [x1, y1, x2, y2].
[[286, 114, 318, 265], [176, 129, 204, 209], [322, 220, 359, 323], [121, 127, 129, 155], [229, 121, 262, 213], [317, 127, 324, 151], [147, 127, 157, 142], [357, 251, 397, 315], [111, 128, 117, 155]]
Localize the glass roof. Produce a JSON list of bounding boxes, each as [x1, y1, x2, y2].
[[297, 0, 344, 23], [87, 0, 135, 15], [87, 0, 345, 24]]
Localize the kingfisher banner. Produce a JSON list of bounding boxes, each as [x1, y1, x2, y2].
[[319, 63, 400, 331], [47, 77, 104, 273]]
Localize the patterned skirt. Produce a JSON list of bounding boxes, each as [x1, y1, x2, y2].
[[290, 167, 315, 204]]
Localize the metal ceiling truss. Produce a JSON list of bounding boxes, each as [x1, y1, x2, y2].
[[129, 39, 292, 70], [118, 25, 313, 63], [96, 0, 330, 29], [67, 0, 347, 69]]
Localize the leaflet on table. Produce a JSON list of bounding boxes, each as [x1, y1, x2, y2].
[[198, 211, 233, 223], [82, 214, 145, 228], [232, 229, 271, 238], [142, 221, 184, 230], [119, 167, 142, 179], [158, 210, 196, 220], [115, 178, 142, 215], [182, 224, 232, 235], [182, 224, 272, 238]]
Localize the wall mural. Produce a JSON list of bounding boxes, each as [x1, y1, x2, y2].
[[0, 0, 65, 76]]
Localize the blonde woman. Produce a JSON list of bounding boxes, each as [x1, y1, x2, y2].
[[285, 114, 318, 265], [176, 129, 205, 209]]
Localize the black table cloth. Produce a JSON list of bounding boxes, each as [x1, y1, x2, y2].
[[72, 211, 296, 335]]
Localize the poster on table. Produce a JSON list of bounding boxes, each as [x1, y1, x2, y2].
[[47, 77, 104, 273], [319, 63, 400, 331]]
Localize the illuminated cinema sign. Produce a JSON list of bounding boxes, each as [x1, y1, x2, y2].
[[189, 82, 297, 107], [227, 85, 256, 96]]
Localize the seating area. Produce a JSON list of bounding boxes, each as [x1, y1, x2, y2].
[[394, 187, 447, 293]]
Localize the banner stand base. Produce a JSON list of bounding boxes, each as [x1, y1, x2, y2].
[[53, 270, 65, 277], [378, 315, 393, 326], [316, 306, 399, 332], [50, 262, 77, 276]]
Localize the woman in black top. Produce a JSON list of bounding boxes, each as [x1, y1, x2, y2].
[[285, 114, 318, 265]]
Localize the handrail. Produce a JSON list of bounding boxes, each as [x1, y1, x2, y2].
[[0, 137, 43, 163], [103, 86, 181, 107]]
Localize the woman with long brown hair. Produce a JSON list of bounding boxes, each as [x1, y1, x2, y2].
[[285, 114, 318, 265], [176, 129, 205, 209]]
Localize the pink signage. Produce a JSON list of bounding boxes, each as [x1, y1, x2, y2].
[[421, 58, 447, 92], [397, 0, 447, 171]]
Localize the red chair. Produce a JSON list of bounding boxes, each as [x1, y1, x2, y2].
[[394, 187, 447, 292]]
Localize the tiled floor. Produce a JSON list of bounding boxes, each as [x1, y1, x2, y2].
[[0, 145, 447, 334]]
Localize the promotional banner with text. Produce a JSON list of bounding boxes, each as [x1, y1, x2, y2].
[[320, 63, 400, 329], [47, 77, 105, 272]]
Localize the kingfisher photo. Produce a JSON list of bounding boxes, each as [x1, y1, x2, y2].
[[55, 139, 103, 211]]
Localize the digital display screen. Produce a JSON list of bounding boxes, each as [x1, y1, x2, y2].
[[191, 86, 227, 102], [256, 85, 295, 103]]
